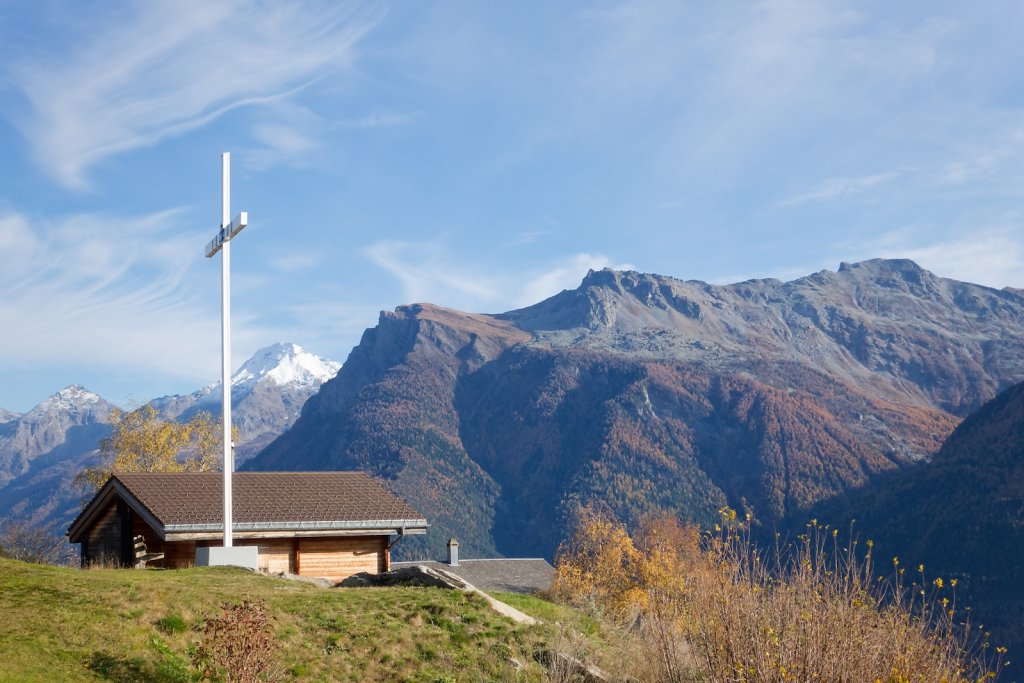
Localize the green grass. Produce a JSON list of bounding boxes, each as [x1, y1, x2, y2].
[[0, 558, 558, 682], [490, 591, 637, 677], [490, 592, 598, 634]]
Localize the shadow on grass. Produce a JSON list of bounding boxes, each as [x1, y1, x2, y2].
[[88, 651, 191, 683]]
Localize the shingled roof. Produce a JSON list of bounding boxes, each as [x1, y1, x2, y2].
[[68, 472, 427, 542], [392, 559, 556, 594]]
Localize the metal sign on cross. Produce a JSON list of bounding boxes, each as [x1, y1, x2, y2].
[[205, 152, 247, 548]]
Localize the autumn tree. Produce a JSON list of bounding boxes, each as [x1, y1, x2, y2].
[[552, 509, 700, 681], [75, 404, 236, 493], [552, 507, 646, 620]]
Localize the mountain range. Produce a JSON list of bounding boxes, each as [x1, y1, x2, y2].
[[150, 342, 340, 462], [0, 386, 117, 526], [248, 259, 1024, 563], [0, 343, 340, 532]]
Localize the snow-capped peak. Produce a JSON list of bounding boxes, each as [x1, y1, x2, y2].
[[231, 343, 341, 389], [31, 384, 104, 414]]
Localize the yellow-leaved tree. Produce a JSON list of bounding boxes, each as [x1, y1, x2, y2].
[[552, 507, 647, 619], [553, 508, 701, 681], [75, 404, 237, 494]]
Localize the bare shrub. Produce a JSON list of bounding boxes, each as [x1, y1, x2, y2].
[[192, 598, 283, 683], [540, 624, 596, 683], [0, 518, 78, 566]]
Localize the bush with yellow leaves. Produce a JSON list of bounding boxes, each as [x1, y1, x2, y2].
[[552, 508, 1006, 683]]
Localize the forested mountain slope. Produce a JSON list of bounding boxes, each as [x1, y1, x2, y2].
[[817, 380, 1024, 655], [249, 259, 1024, 559]]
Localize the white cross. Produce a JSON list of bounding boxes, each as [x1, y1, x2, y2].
[[205, 152, 248, 548]]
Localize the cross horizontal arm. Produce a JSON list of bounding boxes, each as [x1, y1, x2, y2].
[[205, 211, 249, 257]]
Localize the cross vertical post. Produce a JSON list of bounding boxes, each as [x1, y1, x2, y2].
[[220, 153, 232, 548], [205, 152, 248, 550]]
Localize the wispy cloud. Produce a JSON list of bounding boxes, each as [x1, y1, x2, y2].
[[0, 213, 38, 253], [246, 123, 318, 172], [269, 253, 326, 273], [364, 237, 632, 312], [333, 111, 419, 129], [558, 1, 995, 207], [4, 1, 380, 188], [244, 107, 418, 170], [712, 227, 1024, 290], [779, 130, 1024, 206], [363, 240, 499, 308], [514, 253, 636, 309], [0, 209, 270, 384], [779, 170, 904, 206]]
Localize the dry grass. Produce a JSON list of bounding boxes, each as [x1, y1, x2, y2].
[[552, 510, 1008, 682]]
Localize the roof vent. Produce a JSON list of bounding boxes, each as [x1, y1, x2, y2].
[[447, 537, 459, 566]]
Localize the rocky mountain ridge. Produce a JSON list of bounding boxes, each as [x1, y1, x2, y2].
[[0, 385, 116, 530], [249, 259, 1024, 560], [0, 385, 115, 490], [151, 342, 341, 461], [505, 259, 1024, 416]]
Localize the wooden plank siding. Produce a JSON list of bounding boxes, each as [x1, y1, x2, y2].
[[235, 539, 294, 574], [82, 502, 121, 567], [161, 541, 198, 568], [297, 536, 388, 581]]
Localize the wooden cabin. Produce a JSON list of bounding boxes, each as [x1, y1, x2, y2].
[[67, 472, 428, 582]]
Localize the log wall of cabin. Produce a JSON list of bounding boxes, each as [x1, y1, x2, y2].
[[162, 541, 198, 568], [297, 536, 388, 581], [82, 501, 121, 567], [125, 523, 295, 571]]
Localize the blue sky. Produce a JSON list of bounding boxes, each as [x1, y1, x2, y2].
[[1, 1, 1023, 412]]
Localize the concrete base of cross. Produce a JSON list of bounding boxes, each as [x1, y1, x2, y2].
[[194, 546, 259, 570]]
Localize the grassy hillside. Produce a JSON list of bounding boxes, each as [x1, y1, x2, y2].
[[0, 558, 555, 682]]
